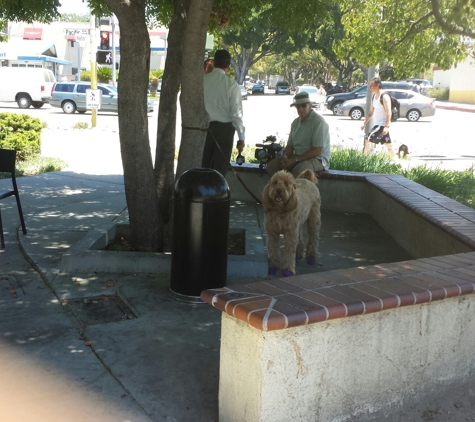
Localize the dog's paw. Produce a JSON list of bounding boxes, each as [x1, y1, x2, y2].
[[268, 266, 278, 275], [282, 269, 294, 277], [306, 256, 316, 266]]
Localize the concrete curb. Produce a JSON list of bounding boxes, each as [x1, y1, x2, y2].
[[435, 103, 475, 113], [60, 221, 268, 278]]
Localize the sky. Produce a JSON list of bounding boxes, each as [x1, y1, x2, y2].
[[58, 0, 90, 15]]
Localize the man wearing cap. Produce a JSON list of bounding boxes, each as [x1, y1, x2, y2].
[[202, 49, 245, 177], [266, 92, 331, 178]]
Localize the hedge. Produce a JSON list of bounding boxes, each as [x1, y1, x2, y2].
[[0, 113, 42, 161]]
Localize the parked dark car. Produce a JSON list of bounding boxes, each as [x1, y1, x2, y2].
[[251, 83, 265, 94], [323, 83, 348, 95], [325, 81, 420, 115], [275, 81, 291, 95]]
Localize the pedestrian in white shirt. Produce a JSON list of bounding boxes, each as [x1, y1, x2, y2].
[[361, 77, 395, 158], [202, 49, 245, 177]]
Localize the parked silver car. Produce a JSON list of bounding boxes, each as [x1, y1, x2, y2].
[[50, 82, 154, 114], [339, 89, 436, 122], [239, 85, 248, 100], [295, 85, 325, 108]]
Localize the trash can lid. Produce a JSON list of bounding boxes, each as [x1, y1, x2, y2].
[[174, 168, 230, 202]]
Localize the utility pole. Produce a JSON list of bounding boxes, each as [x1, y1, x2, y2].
[[363, 65, 379, 153], [111, 15, 117, 85], [90, 13, 97, 127], [76, 42, 81, 80]]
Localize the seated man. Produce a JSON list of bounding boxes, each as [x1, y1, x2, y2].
[[266, 92, 331, 178]]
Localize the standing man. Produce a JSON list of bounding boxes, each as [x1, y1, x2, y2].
[[362, 77, 395, 158], [317, 84, 327, 110], [202, 49, 245, 177], [266, 92, 331, 178]]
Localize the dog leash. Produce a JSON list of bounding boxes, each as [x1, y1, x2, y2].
[[208, 129, 263, 205]]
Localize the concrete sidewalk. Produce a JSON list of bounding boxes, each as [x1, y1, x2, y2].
[[434, 100, 475, 113]]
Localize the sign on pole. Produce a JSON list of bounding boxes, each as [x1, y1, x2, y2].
[[86, 89, 102, 110], [96, 50, 113, 65]]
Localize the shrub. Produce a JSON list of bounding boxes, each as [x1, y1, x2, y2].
[[15, 156, 67, 176], [74, 122, 89, 129], [331, 147, 475, 210], [80, 70, 91, 81], [330, 147, 401, 174], [149, 69, 164, 80], [0, 113, 42, 161], [97, 66, 112, 83], [426, 87, 449, 101], [402, 165, 475, 209]]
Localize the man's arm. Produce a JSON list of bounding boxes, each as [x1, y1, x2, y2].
[[296, 147, 322, 162], [229, 82, 245, 149], [283, 145, 293, 159], [282, 147, 323, 171]]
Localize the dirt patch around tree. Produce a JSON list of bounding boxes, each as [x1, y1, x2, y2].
[[104, 228, 246, 255]]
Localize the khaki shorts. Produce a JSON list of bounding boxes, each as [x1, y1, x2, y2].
[[266, 156, 324, 179]]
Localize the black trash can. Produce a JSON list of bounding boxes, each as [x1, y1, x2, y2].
[[170, 168, 230, 303]]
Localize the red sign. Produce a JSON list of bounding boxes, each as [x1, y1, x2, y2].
[[23, 28, 43, 40]]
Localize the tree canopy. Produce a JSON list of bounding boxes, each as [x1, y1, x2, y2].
[[336, 0, 474, 77]]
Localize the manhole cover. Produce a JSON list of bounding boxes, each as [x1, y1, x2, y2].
[[66, 294, 136, 326]]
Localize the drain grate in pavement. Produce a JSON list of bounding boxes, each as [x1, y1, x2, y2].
[[66, 294, 136, 326], [0, 276, 24, 302]]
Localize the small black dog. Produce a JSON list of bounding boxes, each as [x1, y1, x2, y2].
[[398, 144, 409, 158]]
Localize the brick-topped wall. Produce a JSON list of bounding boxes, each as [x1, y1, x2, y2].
[[207, 170, 475, 331], [202, 252, 475, 331], [215, 168, 475, 421]]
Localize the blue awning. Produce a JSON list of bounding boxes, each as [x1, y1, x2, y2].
[[17, 55, 73, 65]]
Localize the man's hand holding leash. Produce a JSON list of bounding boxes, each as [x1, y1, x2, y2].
[[236, 140, 245, 153]]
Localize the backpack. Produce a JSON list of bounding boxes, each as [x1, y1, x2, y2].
[[373, 92, 400, 122]]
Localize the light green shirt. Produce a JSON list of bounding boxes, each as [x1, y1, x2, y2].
[[287, 110, 331, 170]]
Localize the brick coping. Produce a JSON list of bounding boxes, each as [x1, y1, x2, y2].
[[202, 170, 475, 331]]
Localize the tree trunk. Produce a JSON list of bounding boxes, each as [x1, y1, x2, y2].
[[175, 0, 214, 178], [153, 0, 188, 248], [105, 0, 160, 252]]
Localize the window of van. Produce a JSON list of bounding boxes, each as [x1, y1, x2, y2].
[[76, 84, 91, 93], [54, 83, 75, 93], [98, 86, 113, 95]]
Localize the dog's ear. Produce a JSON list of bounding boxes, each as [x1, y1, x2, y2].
[[284, 182, 298, 211], [262, 182, 273, 210]]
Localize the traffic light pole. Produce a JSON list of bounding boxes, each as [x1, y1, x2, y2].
[[111, 15, 117, 85], [363, 65, 378, 154], [90, 14, 97, 127]]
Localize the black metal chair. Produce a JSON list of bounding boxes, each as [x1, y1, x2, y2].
[[0, 149, 27, 248]]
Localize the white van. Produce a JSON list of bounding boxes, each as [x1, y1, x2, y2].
[[0, 67, 56, 108]]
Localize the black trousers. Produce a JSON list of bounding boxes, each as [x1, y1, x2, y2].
[[202, 121, 235, 177]]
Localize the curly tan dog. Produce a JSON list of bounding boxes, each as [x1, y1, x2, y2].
[[263, 169, 321, 277]]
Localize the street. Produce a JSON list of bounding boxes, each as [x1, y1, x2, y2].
[[0, 93, 473, 173]]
